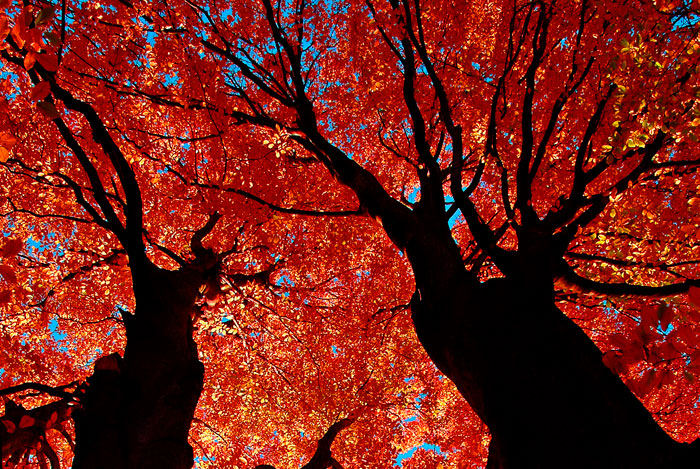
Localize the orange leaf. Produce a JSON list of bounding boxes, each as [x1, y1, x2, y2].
[[0, 132, 16, 149], [0, 146, 8, 163], [10, 22, 25, 49], [24, 51, 36, 70], [0, 16, 9, 39], [19, 415, 35, 429]]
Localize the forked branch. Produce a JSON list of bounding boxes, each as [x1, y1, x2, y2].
[[253, 418, 355, 469]]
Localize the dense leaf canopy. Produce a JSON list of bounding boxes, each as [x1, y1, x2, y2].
[[1, 0, 700, 466]]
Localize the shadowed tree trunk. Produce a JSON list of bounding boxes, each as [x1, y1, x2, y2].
[[406, 225, 700, 468], [72, 262, 213, 469], [0, 43, 224, 467]]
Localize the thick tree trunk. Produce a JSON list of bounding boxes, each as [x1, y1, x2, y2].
[[72, 264, 204, 469], [409, 253, 700, 467], [394, 219, 699, 467]]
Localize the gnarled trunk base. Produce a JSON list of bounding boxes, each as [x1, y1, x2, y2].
[[412, 275, 700, 468], [72, 266, 204, 469]]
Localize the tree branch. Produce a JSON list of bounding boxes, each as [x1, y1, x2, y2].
[[301, 418, 354, 469], [558, 261, 699, 297], [252, 418, 354, 469], [0, 381, 78, 400]]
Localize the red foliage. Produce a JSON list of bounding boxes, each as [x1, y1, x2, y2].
[[1, 0, 700, 466]]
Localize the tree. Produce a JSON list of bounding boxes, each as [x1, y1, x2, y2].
[[1, 1, 479, 467], [2, 0, 700, 467]]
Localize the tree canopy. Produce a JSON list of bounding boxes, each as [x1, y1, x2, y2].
[[1, 0, 700, 467]]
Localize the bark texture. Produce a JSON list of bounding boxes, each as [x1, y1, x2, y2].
[[72, 264, 207, 469], [407, 233, 700, 468]]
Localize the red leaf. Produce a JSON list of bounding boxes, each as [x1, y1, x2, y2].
[[0, 264, 16, 284], [678, 324, 700, 345], [602, 351, 626, 375], [20, 7, 33, 28], [30, 81, 51, 101], [95, 353, 121, 372], [1, 238, 23, 258], [46, 411, 58, 428], [0, 133, 16, 149], [652, 340, 677, 361], [609, 333, 629, 350], [36, 52, 58, 72], [2, 419, 16, 433], [689, 286, 700, 308], [19, 414, 35, 428]]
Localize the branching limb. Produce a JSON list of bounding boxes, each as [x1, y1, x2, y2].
[[2, 198, 92, 225], [44, 80, 145, 255], [389, 0, 514, 271], [484, 2, 535, 224], [143, 230, 188, 266], [0, 381, 79, 400], [516, 1, 549, 226], [0, 47, 143, 254], [392, 1, 443, 212], [252, 418, 354, 469], [190, 212, 222, 259], [557, 260, 699, 297], [301, 418, 354, 469], [197, 183, 361, 217], [1, 389, 75, 467], [254, 28, 416, 247], [530, 0, 594, 181], [565, 251, 699, 278]]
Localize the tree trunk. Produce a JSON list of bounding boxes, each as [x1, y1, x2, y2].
[[393, 219, 700, 467], [72, 264, 204, 469], [410, 261, 700, 467]]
